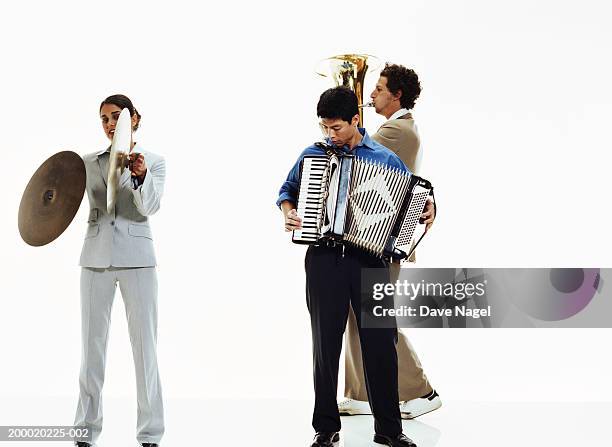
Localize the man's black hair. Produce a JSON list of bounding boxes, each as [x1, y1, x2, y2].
[[316, 86, 359, 123]]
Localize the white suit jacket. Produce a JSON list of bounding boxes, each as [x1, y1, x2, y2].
[[79, 144, 165, 268]]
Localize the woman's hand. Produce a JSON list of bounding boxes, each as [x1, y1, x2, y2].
[[129, 152, 147, 179]]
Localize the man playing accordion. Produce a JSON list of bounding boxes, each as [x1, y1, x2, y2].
[[277, 86, 417, 447]]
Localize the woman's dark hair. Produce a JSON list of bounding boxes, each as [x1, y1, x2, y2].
[[316, 86, 359, 123], [380, 64, 421, 110], [99, 94, 142, 130]]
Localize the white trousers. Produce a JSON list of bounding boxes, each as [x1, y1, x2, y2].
[[74, 267, 164, 445]]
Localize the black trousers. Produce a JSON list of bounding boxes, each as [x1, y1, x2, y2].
[[305, 244, 402, 436]]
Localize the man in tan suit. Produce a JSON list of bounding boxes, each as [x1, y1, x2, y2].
[[339, 64, 441, 420]]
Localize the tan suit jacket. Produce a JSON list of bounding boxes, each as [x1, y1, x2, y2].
[[371, 113, 420, 173], [372, 112, 420, 262]]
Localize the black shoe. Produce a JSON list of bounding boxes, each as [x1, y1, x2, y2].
[[74, 443, 91, 447], [373, 433, 417, 447], [141, 444, 158, 447], [311, 431, 339, 447]]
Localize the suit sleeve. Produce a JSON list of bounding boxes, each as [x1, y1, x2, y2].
[[131, 155, 165, 216], [373, 121, 420, 173]]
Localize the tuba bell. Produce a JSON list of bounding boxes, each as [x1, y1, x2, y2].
[[316, 54, 380, 127]]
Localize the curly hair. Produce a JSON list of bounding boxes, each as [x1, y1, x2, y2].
[[380, 64, 421, 110], [99, 94, 142, 131], [316, 86, 359, 123]]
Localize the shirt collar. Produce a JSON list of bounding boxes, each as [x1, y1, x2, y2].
[[326, 128, 376, 152], [388, 108, 411, 122], [95, 145, 110, 156]]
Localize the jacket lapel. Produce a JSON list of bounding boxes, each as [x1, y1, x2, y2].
[[97, 150, 135, 189], [97, 155, 108, 187]]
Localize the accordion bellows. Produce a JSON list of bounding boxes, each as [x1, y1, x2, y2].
[[293, 153, 432, 260]]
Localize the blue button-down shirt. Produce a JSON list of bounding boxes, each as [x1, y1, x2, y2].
[[276, 128, 410, 207]]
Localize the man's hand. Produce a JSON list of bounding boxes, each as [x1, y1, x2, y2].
[[284, 208, 303, 232], [420, 198, 436, 232], [129, 152, 147, 179]]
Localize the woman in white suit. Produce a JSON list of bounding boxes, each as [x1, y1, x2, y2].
[[74, 95, 165, 447]]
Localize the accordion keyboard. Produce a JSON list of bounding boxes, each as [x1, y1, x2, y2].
[[293, 156, 330, 243]]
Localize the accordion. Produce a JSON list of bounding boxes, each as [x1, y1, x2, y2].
[[292, 148, 433, 261]]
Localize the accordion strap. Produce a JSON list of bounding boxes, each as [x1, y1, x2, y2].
[[315, 142, 343, 157]]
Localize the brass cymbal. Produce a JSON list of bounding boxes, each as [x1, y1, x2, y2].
[[18, 151, 86, 246], [107, 107, 132, 213]]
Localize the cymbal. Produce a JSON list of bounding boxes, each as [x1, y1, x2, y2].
[[107, 107, 132, 213], [18, 151, 86, 246]]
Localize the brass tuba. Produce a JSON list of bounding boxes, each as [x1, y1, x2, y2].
[[316, 54, 380, 127]]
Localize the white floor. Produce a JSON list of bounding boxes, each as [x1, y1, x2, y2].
[[0, 398, 609, 446]]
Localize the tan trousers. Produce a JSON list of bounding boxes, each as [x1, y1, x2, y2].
[[344, 262, 433, 402]]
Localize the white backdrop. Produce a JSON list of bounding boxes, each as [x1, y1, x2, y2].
[[1, 0, 611, 408]]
